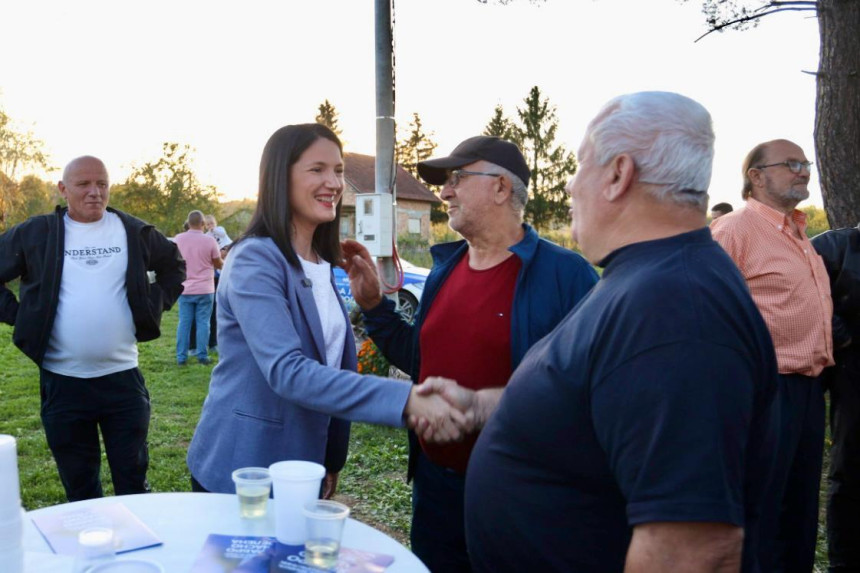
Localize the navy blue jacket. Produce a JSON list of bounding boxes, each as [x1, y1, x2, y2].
[[363, 224, 598, 478]]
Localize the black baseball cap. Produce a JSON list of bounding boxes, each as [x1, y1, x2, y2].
[[417, 136, 530, 186]]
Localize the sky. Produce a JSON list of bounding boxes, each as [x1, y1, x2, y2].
[[0, 0, 822, 210]]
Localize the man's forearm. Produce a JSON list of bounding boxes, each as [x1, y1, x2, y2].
[[474, 388, 505, 429], [625, 522, 742, 573]]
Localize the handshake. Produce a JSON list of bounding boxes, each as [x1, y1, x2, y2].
[[403, 377, 502, 444]]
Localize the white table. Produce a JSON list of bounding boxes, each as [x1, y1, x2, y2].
[[22, 492, 428, 572]]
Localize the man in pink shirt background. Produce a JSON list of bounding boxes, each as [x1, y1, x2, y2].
[[173, 210, 223, 365]]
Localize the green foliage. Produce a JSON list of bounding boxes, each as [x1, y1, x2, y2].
[[395, 112, 437, 179], [0, 171, 19, 232], [482, 89, 577, 230], [219, 199, 256, 241], [803, 205, 831, 238], [17, 175, 58, 216], [396, 233, 432, 268], [0, 108, 52, 231], [540, 227, 575, 251], [394, 113, 445, 224], [337, 424, 410, 538], [431, 221, 460, 245], [430, 202, 448, 225], [110, 143, 220, 236], [494, 86, 577, 231], [0, 174, 58, 231], [0, 108, 50, 181], [483, 104, 521, 146], [315, 100, 343, 138]]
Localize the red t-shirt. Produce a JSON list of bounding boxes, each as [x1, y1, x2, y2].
[[418, 252, 521, 473]]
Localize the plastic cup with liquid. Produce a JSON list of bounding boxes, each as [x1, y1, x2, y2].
[[303, 499, 350, 569], [231, 467, 272, 519]]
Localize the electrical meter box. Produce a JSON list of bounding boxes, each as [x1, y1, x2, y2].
[[355, 193, 394, 257]]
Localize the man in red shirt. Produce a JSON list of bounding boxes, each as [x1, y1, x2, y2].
[[344, 136, 598, 572]]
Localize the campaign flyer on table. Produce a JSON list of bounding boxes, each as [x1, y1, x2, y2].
[[191, 534, 395, 572], [30, 502, 162, 555]]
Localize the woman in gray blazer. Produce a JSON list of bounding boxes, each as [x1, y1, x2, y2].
[[186, 124, 463, 495]]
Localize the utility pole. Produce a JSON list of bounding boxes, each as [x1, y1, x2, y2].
[[374, 0, 398, 290]]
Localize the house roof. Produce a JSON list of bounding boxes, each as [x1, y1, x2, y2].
[[345, 153, 441, 204]]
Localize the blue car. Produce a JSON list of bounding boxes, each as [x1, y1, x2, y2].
[[333, 259, 430, 323]]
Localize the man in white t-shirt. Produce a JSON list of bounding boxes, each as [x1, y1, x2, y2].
[[174, 210, 223, 365], [204, 214, 232, 253], [0, 156, 186, 501]]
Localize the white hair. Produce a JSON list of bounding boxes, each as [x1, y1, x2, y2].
[[586, 91, 714, 209], [494, 165, 528, 212]]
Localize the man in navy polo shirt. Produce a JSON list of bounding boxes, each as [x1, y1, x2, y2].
[[418, 92, 780, 571]]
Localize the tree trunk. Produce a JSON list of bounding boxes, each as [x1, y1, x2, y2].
[[815, 0, 860, 229]]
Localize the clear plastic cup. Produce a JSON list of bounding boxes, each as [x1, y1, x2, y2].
[[231, 467, 272, 519], [303, 500, 350, 569]]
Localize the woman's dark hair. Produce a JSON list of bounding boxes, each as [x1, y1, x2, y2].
[[241, 123, 344, 267]]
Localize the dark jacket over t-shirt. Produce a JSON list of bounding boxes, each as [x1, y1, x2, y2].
[[0, 206, 186, 365], [465, 228, 780, 572], [363, 223, 599, 479]]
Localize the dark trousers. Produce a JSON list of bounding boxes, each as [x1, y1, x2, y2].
[[39, 367, 151, 502], [411, 450, 471, 573], [189, 275, 219, 349], [758, 373, 826, 573], [191, 475, 210, 493], [827, 349, 860, 572]]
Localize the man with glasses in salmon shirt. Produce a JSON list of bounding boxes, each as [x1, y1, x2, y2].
[[711, 139, 833, 573], [343, 135, 598, 572]]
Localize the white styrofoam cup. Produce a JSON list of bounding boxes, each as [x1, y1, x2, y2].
[[268, 461, 325, 545]]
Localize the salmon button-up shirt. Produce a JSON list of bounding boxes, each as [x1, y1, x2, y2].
[[711, 198, 833, 377]]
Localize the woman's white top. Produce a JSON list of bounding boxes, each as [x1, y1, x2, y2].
[[299, 256, 347, 369]]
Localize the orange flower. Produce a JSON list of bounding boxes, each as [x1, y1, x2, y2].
[[357, 339, 389, 376]]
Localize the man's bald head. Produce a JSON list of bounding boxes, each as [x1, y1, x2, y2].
[[62, 156, 107, 184], [59, 156, 110, 223]]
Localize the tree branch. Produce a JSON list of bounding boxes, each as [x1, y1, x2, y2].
[[695, 3, 818, 42], [766, 1, 817, 7]]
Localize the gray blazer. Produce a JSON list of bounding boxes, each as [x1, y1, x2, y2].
[[186, 238, 411, 493]]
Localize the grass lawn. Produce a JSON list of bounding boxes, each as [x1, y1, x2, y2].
[[0, 307, 412, 545], [0, 305, 832, 567]]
